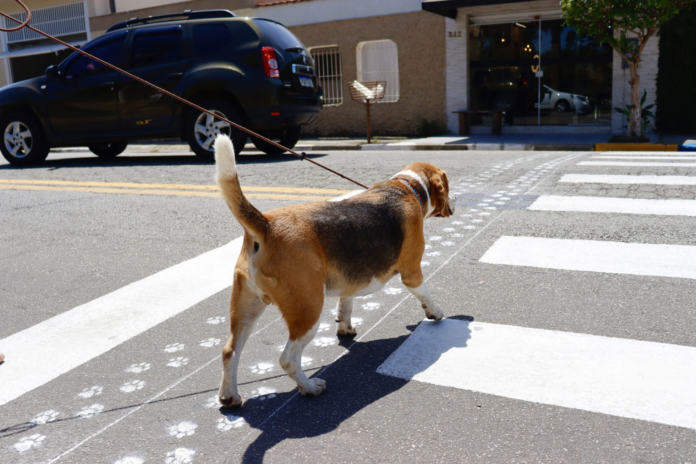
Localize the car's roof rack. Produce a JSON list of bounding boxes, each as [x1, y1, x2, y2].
[[106, 9, 236, 32]]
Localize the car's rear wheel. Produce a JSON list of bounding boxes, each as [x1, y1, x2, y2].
[[88, 142, 128, 158], [251, 126, 302, 156], [0, 113, 49, 166], [555, 100, 569, 113], [186, 100, 246, 161]]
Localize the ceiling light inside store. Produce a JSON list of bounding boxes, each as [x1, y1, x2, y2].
[[515, 23, 527, 28]]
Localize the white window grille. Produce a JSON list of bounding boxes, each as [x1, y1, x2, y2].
[[310, 45, 343, 107], [3, 2, 86, 45], [356, 39, 399, 103]]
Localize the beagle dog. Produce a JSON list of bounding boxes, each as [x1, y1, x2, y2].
[[214, 135, 456, 407]]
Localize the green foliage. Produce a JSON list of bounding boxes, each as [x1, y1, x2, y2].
[[561, 0, 696, 63], [614, 90, 655, 136], [416, 118, 448, 138], [656, 8, 696, 134]]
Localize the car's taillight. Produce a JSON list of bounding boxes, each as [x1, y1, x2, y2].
[[261, 47, 280, 78]]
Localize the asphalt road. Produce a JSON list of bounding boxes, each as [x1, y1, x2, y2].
[[1, 147, 695, 463]]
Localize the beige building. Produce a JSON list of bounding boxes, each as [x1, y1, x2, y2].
[[1, 0, 662, 136]]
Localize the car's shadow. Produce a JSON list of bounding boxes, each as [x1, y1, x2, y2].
[[0, 152, 328, 170], [225, 315, 474, 464]]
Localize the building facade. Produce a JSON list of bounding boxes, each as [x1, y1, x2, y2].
[[0, 0, 663, 136]]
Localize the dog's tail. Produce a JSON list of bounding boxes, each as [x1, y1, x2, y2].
[[215, 135, 269, 239]]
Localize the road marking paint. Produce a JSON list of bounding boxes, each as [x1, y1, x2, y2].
[[529, 195, 696, 217], [479, 236, 696, 279], [592, 155, 696, 160], [578, 161, 696, 167], [0, 237, 243, 407], [0, 184, 334, 201], [0, 179, 351, 195], [377, 318, 696, 430], [559, 174, 696, 185]]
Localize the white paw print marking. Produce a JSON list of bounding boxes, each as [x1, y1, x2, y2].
[[429, 236, 442, 241], [217, 415, 246, 431], [115, 457, 144, 464], [478, 212, 491, 216], [451, 221, 464, 225], [31, 410, 59, 425], [424, 244, 432, 250], [441, 241, 455, 246], [120, 380, 145, 393], [76, 404, 104, 419], [77, 385, 103, 399], [442, 227, 455, 232], [494, 201, 505, 205], [469, 208, 479, 212], [165, 448, 196, 464], [251, 386, 277, 401], [384, 286, 402, 295], [459, 214, 472, 217], [464, 224, 478, 229], [362, 302, 381, 311], [317, 322, 331, 333], [125, 362, 151, 374], [200, 396, 221, 409], [484, 207, 497, 210], [14, 434, 45, 453], [421, 261, 431, 267], [301, 356, 313, 367], [491, 194, 502, 197], [199, 338, 221, 348], [168, 421, 197, 439], [167, 357, 189, 368], [164, 343, 185, 353], [425, 251, 441, 257], [451, 233, 464, 237], [472, 219, 483, 223], [206, 316, 226, 324], [313, 337, 336, 348], [500, 197, 510, 200], [250, 362, 274, 374], [352, 317, 364, 326]]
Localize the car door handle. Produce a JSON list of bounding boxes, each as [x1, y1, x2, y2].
[[101, 82, 115, 90], [167, 73, 183, 81]]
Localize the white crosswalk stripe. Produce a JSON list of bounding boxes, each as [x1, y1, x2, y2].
[[529, 195, 696, 216], [578, 161, 696, 167], [560, 174, 696, 185]]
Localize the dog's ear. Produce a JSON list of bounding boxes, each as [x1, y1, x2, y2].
[[429, 171, 453, 218]]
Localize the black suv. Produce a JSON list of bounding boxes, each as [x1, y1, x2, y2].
[[0, 10, 322, 166]]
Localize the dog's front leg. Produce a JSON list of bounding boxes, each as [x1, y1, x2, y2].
[[405, 282, 444, 321], [280, 320, 326, 396], [335, 297, 357, 336]]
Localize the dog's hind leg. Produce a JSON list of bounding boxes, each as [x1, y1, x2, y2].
[[219, 271, 267, 407], [335, 297, 357, 336], [278, 291, 326, 396]]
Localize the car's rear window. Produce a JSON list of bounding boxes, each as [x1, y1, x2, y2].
[[192, 23, 234, 58], [252, 19, 304, 50]]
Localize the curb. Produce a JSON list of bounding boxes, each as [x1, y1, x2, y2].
[[595, 143, 679, 152]]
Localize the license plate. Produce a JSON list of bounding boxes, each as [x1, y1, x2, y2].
[[299, 76, 313, 88]]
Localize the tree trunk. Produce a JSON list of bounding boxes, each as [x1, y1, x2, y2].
[[627, 62, 642, 137]]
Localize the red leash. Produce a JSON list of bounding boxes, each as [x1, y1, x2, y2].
[[0, 0, 369, 189]]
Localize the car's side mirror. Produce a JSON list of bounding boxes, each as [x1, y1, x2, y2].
[[46, 65, 60, 79]]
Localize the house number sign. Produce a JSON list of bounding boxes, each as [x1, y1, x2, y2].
[[448, 31, 463, 38]]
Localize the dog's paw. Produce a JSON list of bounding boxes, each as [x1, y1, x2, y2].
[[298, 378, 326, 396], [337, 321, 357, 337], [425, 306, 444, 321], [219, 391, 243, 408]]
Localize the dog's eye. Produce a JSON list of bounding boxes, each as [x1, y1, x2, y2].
[[253, 242, 259, 253]]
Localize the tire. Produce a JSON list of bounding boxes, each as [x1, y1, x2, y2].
[[88, 142, 128, 158], [251, 126, 301, 156], [555, 100, 569, 113], [0, 112, 49, 166], [185, 100, 246, 161]]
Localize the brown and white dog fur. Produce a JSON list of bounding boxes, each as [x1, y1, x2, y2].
[[214, 134, 456, 407]]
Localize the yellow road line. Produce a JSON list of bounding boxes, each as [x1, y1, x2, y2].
[[0, 184, 334, 201], [0, 179, 351, 195]]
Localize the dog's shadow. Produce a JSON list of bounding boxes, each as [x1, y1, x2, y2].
[[226, 315, 473, 464]]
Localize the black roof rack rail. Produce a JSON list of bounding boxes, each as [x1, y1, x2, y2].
[[106, 9, 236, 32]]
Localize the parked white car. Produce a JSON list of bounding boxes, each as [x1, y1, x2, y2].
[[535, 85, 592, 113]]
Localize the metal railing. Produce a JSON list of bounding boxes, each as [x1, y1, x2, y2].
[[4, 2, 85, 44], [310, 45, 343, 107]]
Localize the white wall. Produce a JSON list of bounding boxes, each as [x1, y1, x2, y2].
[[445, 12, 468, 134], [235, 0, 424, 27]]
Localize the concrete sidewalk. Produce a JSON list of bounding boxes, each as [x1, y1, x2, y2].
[[55, 134, 696, 155]]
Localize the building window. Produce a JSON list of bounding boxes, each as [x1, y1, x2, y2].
[[356, 39, 399, 103], [310, 45, 343, 106]]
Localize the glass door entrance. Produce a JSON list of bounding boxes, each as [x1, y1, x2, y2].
[[469, 19, 612, 126]]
